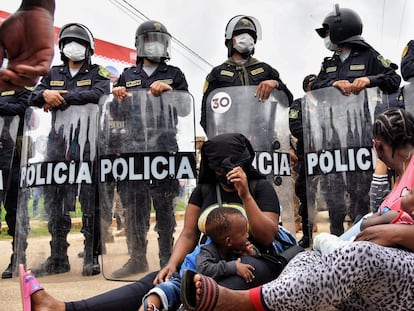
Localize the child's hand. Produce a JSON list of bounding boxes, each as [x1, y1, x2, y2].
[[235, 258, 255, 283]]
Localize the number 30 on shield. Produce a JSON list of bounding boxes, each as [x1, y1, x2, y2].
[[210, 92, 232, 114]]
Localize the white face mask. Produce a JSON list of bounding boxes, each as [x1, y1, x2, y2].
[[63, 41, 86, 61], [324, 36, 338, 52], [233, 33, 255, 54], [143, 42, 165, 62]]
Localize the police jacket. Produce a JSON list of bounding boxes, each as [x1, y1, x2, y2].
[[112, 61, 188, 152], [0, 89, 30, 118], [29, 62, 110, 107], [401, 40, 414, 82], [200, 57, 293, 132], [311, 43, 401, 94], [0, 88, 30, 135], [0, 88, 30, 166], [114, 61, 188, 91]]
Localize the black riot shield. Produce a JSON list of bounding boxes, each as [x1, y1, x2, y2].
[[99, 90, 196, 281], [205, 86, 295, 234], [14, 104, 100, 278], [302, 87, 387, 244]]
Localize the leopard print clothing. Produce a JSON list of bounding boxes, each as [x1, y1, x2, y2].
[[261, 241, 414, 310]]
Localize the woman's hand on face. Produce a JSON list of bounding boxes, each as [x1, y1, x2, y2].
[[153, 264, 177, 285], [227, 166, 250, 199]]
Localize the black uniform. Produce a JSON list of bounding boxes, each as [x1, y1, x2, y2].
[[311, 43, 401, 235], [0, 89, 30, 278], [29, 62, 110, 275], [311, 44, 401, 92], [112, 61, 188, 273], [288, 96, 318, 243], [200, 57, 293, 133]]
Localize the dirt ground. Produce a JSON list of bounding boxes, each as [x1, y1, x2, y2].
[[0, 210, 341, 311]]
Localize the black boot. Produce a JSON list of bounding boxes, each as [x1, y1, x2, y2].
[[83, 255, 100, 276], [1, 254, 13, 279], [111, 256, 148, 278], [111, 239, 148, 278], [158, 232, 174, 268], [31, 239, 70, 276], [82, 237, 100, 276]]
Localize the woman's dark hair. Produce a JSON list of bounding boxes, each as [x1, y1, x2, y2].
[[198, 133, 264, 184], [373, 108, 414, 155], [205, 207, 244, 244]]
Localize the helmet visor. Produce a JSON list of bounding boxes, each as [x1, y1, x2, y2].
[[136, 32, 171, 59], [225, 16, 262, 40]]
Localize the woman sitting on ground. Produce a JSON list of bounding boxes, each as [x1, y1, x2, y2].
[[20, 133, 283, 311], [180, 108, 414, 311]]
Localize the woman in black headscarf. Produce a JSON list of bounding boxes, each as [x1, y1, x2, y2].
[[23, 133, 282, 311], [155, 133, 281, 289]]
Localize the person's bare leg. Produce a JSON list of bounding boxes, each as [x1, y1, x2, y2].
[[31, 289, 65, 311], [193, 274, 256, 311]]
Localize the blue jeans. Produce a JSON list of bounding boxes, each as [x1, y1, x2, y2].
[[144, 273, 181, 311]]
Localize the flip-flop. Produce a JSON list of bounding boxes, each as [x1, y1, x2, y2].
[[180, 269, 218, 311], [19, 264, 43, 311]]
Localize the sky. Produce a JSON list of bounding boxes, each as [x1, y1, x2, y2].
[[2, 0, 413, 136]]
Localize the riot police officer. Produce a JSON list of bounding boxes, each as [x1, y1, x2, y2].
[[312, 5, 401, 235], [200, 15, 293, 133], [289, 74, 317, 248], [313, 4, 401, 94], [29, 23, 110, 276], [0, 88, 30, 278], [111, 20, 188, 278]]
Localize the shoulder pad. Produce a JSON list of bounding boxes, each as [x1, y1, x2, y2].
[[98, 66, 111, 79], [377, 55, 392, 68], [202, 80, 209, 94]]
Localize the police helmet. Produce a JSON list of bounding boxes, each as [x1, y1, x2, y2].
[[58, 23, 95, 57], [135, 20, 171, 61], [224, 15, 262, 57], [315, 4, 363, 44]]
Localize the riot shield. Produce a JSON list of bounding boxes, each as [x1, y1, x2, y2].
[[403, 79, 414, 116], [99, 90, 196, 281], [302, 87, 386, 244], [14, 104, 100, 278], [205, 86, 295, 235]]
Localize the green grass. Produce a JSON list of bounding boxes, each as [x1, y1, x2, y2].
[[1, 195, 187, 240]]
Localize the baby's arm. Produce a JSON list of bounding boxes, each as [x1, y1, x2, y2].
[[360, 210, 399, 230]]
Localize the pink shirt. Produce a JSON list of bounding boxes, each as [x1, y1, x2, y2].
[[379, 156, 414, 224]]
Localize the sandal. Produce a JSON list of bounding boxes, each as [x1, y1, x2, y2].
[[19, 264, 43, 311], [180, 269, 219, 311]]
